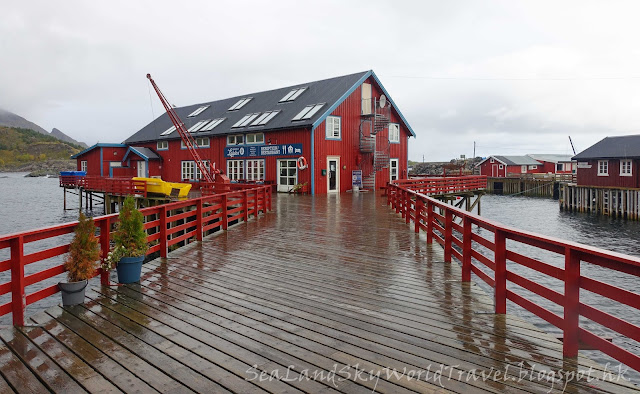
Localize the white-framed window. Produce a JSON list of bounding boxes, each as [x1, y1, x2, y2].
[[389, 123, 400, 143], [187, 105, 209, 117], [556, 163, 563, 172], [246, 159, 265, 181], [181, 161, 195, 180], [499, 165, 504, 169], [390, 158, 399, 182], [490, 158, 495, 163], [195, 160, 210, 180], [529, 165, 537, 170], [326, 116, 341, 140], [292, 103, 325, 121], [620, 159, 632, 176], [227, 134, 244, 145], [228, 98, 252, 111], [227, 159, 244, 181], [81, 160, 87, 172], [246, 133, 264, 144], [521, 165, 526, 173], [157, 141, 168, 150], [598, 160, 609, 176], [181, 137, 209, 149], [280, 88, 307, 102]]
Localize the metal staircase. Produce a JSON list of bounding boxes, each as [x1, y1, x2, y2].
[[359, 97, 391, 190]]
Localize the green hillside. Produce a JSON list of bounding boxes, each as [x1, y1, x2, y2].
[[0, 126, 82, 168]]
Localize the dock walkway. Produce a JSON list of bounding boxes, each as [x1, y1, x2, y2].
[[0, 194, 637, 393]]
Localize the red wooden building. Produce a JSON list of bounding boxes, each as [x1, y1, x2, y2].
[[573, 135, 640, 188], [72, 71, 415, 194], [527, 154, 575, 175], [476, 155, 543, 177]]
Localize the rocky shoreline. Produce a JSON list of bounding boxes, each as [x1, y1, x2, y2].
[[0, 159, 77, 177]]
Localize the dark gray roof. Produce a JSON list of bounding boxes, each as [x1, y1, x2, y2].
[[494, 155, 541, 166], [126, 71, 377, 144], [572, 135, 640, 160], [527, 154, 574, 163], [131, 146, 160, 160]]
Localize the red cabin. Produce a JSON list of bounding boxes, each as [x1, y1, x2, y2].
[[476, 155, 543, 177], [72, 71, 415, 194], [527, 154, 576, 175], [573, 135, 640, 188]]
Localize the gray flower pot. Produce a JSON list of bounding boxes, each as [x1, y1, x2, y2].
[[58, 280, 88, 306]]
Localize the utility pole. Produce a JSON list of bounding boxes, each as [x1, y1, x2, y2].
[[473, 141, 476, 158]]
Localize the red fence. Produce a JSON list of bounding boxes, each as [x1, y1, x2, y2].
[[0, 185, 271, 326], [395, 175, 486, 195], [388, 180, 640, 372], [60, 176, 147, 197]]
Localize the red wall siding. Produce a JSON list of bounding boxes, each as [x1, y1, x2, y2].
[[576, 159, 640, 188], [76, 149, 101, 176], [479, 159, 507, 177], [75, 146, 128, 177], [313, 76, 409, 193]]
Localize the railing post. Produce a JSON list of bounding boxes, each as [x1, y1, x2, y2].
[[159, 205, 168, 258], [406, 196, 412, 224], [494, 229, 507, 314], [222, 194, 228, 230], [414, 198, 423, 233], [563, 247, 580, 358], [266, 187, 272, 211], [462, 216, 472, 282], [99, 218, 110, 285], [444, 210, 453, 262], [396, 190, 401, 214], [426, 200, 433, 244], [10, 236, 25, 326], [243, 190, 249, 222], [196, 198, 203, 242]]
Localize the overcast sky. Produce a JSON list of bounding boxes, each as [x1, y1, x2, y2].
[[2, 0, 640, 161]]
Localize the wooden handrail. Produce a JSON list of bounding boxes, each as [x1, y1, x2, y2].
[[0, 184, 272, 326], [388, 180, 640, 372], [392, 175, 486, 195]]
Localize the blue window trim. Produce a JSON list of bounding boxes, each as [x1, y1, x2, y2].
[[388, 123, 400, 144], [325, 115, 342, 141]]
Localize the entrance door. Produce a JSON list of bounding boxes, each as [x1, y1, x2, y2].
[[327, 156, 340, 193], [491, 164, 498, 177], [137, 161, 146, 178], [278, 159, 298, 192]]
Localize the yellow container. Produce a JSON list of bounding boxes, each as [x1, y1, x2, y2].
[[133, 177, 192, 198]]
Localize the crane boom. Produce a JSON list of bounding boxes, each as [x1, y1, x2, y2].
[[568, 136, 576, 155], [146, 74, 215, 183]]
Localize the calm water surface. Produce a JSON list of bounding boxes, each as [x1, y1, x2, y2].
[[0, 174, 638, 382]]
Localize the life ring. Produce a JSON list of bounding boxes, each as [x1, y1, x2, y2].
[[297, 156, 308, 170]]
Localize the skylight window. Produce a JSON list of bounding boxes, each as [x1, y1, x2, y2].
[[188, 120, 209, 132], [160, 125, 176, 136], [232, 113, 261, 128], [251, 110, 280, 126], [228, 97, 252, 111], [187, 105, 210, 117], [292, 103, 325, 121], [279, 87, 307, 102], [201, 118, 226, 131]]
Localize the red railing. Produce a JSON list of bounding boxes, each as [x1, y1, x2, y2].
[[388, 180, 640, 372], [0, 185, 272, 326], [59, 175, 147, 197], [395, 175, 486, 195]]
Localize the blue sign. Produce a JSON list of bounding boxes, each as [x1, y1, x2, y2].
[[224, 143, 303, 158], [352, 170, 362, 187]]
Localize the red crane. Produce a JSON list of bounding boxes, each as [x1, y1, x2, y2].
[[147, 73, 215, 183]]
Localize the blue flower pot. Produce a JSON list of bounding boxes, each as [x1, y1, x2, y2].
[[117, 256, 144, 283]]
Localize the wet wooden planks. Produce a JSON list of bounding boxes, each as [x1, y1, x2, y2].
[[0, 193, 638, 393]]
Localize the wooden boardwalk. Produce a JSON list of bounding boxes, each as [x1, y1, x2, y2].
[[0, 193, 638, 393]]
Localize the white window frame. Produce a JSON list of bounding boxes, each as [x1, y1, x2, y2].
[[490, 158, 495, 163], [598, 160, 609, 176], [81, 160, 87, 172], [245, 133, 264, 145], [521, 165, 526, 173], [499, 165, 504, 169], [390, 158, 399, 182], [227, 159, 244, 181], [620, 159, 633, 176], [389, 123, 400, 143], [187, 105, 209, 117], [195, 137, 209, 148], [246, 159, 265, 181], [195, 160, 210, 180], [556, 163, 563, 172], [326, 116, 341, 140], [157, 141, 169, 150], [227, 134, 244, 145], [529, 165, 537, 170], [181, 161, 195, 180]]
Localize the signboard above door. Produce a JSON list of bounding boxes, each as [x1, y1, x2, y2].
[[224, 143, 303, 158]]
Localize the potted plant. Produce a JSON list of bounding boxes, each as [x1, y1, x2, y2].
[[111, 195, 149, 283], [59, 213, 100, 306]]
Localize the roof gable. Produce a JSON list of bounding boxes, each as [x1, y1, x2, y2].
[[71, 143, 127, 159], [573, 135, 640, 160]]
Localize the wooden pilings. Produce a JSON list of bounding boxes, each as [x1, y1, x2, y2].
[[559, 184, 640, 220], [486, 177, 557, 197]]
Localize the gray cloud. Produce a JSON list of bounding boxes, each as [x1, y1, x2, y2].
[[1, 0, 639, 161]]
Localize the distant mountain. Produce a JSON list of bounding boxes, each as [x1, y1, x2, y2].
[[50, 127, 88, 148], [0, 108, 88, 148]]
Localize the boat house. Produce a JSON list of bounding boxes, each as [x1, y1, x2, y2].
[[476, 155, 542, 177], [573, 135, 640, 188], [71, 71, 415, 194]]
